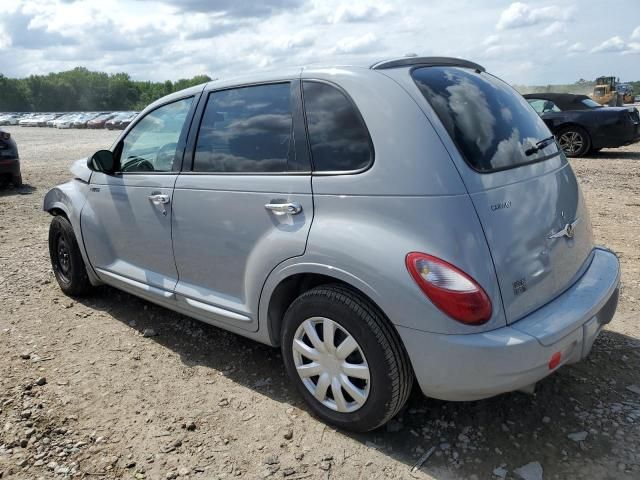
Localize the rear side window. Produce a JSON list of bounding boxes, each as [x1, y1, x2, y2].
[[302, 81, 372, 172], [527, 99, 561, 113], [193, 83, 293, 173], [412, 67, 558, 172]]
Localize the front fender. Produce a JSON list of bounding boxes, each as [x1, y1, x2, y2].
[[43, 181, 101, 285]]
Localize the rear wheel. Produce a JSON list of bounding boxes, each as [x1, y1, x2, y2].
[[557, 126, 591, 157], [11, 174, 22, 188], [48, 216, 92, 296], [281, 284, 413, 432]]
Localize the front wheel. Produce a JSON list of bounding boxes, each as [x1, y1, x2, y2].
[[557, 126, 591, 157], [281, 284, 413, 432], [48, 216, 92, 296]]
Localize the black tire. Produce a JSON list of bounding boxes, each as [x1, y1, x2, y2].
[[48, 216, 92, 296], [11, 174, 22, 188], [281, 284, 413, 432], [556, 126, 591, 157]]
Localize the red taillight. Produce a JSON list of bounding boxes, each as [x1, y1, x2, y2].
[[405, 252, 492, 325], [548, 351, 561, 370]]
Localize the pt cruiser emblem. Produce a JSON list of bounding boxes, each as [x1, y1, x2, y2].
[[548, 218, 579, 239]]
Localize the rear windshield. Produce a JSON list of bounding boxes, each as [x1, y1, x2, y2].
[[412, 66, 558, 172]]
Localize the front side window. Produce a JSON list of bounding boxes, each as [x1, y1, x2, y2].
[[193, 83, 293, 173], [119, 97, 193, 172], [302, 81, 372, 172], [412, 67, 559, 172]]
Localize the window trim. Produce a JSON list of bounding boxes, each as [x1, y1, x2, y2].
[[112, 93, 199, 175], [184, 80, 310, 176], [410, 66, 561, 175], [300, 79, 375, 176]]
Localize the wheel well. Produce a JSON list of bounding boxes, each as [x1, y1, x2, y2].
[[555, 122, 591, 138], [48, 207, 68, 219], [267, 273, 369, 346]]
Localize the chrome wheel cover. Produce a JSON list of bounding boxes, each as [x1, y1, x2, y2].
[[292, 317, 370, 413], [558, 131, 584, 154]]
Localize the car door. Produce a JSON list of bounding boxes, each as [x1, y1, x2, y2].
[[82, 95, 198, 304], [171, 80, 313, 332]]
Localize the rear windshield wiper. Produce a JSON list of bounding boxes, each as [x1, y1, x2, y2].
[[524, 135, 556, 156]]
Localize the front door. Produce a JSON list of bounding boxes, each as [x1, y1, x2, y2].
[[171, 81, 313, 331], [82, 96, 196, 301]]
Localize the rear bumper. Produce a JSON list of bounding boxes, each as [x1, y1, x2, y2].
[[593, 123, 640, 148], [0, 158, 20, 176], [399, 247, 620, 401]]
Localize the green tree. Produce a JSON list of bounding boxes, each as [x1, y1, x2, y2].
[[0, 68, 212, 112]]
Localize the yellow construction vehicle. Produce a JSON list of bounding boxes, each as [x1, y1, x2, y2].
[[591, 76, 634, 106]]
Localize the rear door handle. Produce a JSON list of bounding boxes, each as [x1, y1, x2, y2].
[[148, 194, 170, 205], [264, 202, 302, 215]]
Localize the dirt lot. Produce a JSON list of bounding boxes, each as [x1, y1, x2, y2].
[[1, 126, 639, 480]]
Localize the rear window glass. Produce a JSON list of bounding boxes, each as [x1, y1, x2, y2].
[[412, 67, 558, 172], [302, 81, 372, 172]]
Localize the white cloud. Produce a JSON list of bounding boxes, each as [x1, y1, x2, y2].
[[0, 0, 639, 87], [539, 21, 564, 37], [483, 34, 500, 46], [567, 42, 585, 54], [591, 36, 627, 53], [330, 4, 392, 23], [496, 2, 571, 30], [622, 42, 640, 55], [331, 32, 378, 54]]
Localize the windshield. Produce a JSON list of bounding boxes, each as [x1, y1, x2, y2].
[[412, 66, 558, 172], [581, 98, 602, 109]]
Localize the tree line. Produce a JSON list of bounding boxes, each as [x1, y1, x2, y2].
[[0, 67, 212, 112]]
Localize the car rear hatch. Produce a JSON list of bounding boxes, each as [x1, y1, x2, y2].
[[410, 66, 594, 324]]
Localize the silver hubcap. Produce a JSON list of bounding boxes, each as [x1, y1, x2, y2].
[[292, 317, 370, 413], [558, 131, 583, 154]]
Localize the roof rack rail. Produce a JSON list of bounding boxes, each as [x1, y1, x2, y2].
[[370, 57, 485, 72]]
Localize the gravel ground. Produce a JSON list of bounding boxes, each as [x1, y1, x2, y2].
[[1, 126, 639, 480]]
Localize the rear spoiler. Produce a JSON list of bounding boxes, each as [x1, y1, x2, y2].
[[371, 57, 485, 72]]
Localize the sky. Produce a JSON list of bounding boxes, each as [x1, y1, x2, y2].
[[0, 0, 639, 85]]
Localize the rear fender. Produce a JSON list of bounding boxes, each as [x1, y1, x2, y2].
[[43, 181, 102, 285]]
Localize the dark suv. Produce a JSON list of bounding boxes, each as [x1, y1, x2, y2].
[[0, 129, 21, 187]]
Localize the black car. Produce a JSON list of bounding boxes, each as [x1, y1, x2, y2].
[[0, 129, 21, 187], [523, 93, 640, 157]]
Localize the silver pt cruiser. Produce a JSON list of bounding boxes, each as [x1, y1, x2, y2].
[[44, 57, 620, 432]]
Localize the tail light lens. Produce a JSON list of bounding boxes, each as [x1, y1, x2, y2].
[[406, 252, 492, 325]]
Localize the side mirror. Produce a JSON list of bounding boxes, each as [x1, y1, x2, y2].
[[87, 150, 115, 174]]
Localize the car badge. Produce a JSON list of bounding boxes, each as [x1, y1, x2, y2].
[[549, 218, 579, 239]]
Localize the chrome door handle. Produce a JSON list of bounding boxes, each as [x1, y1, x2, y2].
[[148, 194, 170, 205], [264, 202, 302, 215]]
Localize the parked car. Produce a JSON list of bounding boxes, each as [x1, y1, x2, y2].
[[72, 113, 100, 129], [0, 113, 21, 126], [18, 114, 40, 127], [44, 57, 621, 432], [524, 93, 640, 157], [105, 112, 137, 130], [87, 113, 116, 129], [53, 113, 79, 129], [0, 129, 21, 187]]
